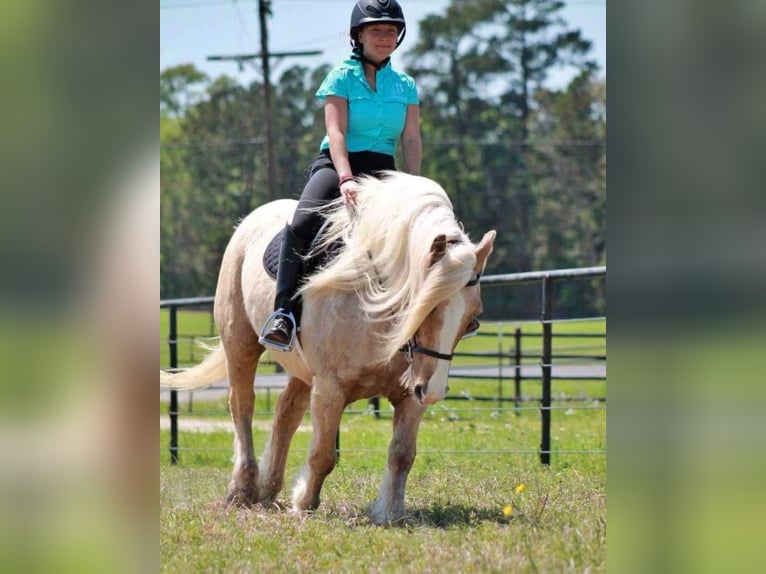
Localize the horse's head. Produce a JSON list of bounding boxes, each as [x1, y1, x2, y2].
[[405, 229, 496, 405]]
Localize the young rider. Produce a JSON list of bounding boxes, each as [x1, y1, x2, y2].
[[260, 0, 421, 351]]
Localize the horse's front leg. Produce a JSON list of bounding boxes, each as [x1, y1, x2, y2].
[[369, 395, 427, 524], [257, 376, 311, 506], [291, 378, 346, 514]]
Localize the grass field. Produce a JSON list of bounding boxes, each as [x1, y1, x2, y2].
[[160, 314, 605, 572], [160, 407, 605, 572]]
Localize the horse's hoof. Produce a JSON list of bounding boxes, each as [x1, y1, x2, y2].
[[368, 503, 406, 526], [261, 500, 286, 512], [225, 488, 257, 507], [256, 492, 279, 508], [287, 506, 309, 521]]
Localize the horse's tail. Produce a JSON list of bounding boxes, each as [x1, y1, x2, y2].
[[159, 340, 227, 390]]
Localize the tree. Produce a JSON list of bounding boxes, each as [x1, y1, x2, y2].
[[529, 71, 606, 315], [160, 65, 329, 298], [407, 0, 599, 316], [273, 64, 331, 200], [160, 64, 209, 118]]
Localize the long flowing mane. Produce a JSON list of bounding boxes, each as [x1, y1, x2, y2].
[[302, 171, 477, 363]]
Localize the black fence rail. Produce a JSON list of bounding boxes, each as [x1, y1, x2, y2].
[[481, 266, 605, 464], [161, 266, 606, 465]]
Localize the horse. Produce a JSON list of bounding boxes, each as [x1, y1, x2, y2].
[[161, 171, 495, 524]]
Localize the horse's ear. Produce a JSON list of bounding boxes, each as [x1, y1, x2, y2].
[[430, 234, 448, 266], [474, 230, 496, 270]]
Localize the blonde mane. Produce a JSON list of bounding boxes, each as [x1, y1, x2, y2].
[[301, 171, 477, 363]]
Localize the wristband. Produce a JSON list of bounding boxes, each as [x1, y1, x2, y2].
[[338, 175, 355, 186]]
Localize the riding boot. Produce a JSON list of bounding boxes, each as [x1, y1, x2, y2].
[[259, 224, 310, 351]]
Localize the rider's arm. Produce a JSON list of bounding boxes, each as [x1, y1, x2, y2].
[[400, 104, 421, 176], [324, 96, 353, 180]]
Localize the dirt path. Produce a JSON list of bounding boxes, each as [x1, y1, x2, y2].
[[159, 417, 312, 433]]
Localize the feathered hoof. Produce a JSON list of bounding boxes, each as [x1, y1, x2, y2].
[[368, 501, 407, 526], [225, 482, 258, 507]]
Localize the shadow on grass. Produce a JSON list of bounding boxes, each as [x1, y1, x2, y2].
[[404, 503, 512, 529], [197, 497, 519, 530]]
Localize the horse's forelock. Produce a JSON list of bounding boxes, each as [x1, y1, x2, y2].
[[382, 237, 476, 358]]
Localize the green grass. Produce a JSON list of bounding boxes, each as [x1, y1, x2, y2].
[[161, 406, 605, 572], [161, 315, 605, 572]]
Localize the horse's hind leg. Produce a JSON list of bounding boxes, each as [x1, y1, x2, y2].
[[291, 378, 346, 513], [257, 376, 311, 506], [369, 395, 427, 524], [222, 336, 263, 506]]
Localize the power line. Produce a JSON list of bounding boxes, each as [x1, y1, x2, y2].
[[161, 1, 238, 9], [161, 0, 605, 10]]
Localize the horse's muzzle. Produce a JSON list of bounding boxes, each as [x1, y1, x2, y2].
[[413, 382, 445, 406]]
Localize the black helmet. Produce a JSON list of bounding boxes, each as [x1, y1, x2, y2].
[[350, 0, 407, 49]]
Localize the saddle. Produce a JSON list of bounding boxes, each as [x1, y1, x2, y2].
[[262, 227, 342, 279], [262, 227, 343, 326]]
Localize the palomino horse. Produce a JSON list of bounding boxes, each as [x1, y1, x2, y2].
[[161, 171, 495, 524]]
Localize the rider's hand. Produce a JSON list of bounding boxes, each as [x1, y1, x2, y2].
[[340, 179, 360, 207]]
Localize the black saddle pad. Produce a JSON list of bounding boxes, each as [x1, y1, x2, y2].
[[262, 228, 343, 280], [263, 229, 284, 279]]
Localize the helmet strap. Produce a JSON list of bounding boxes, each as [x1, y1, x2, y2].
[[351, 47, 391, 71]]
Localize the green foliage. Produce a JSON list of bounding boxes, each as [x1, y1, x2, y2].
[[160, 63, 209, 117], [407, 0, 604, 318]]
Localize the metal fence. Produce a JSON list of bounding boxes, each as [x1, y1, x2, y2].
[[161, 266, 606, 466]]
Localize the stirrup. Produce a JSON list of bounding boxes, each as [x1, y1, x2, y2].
[[258, 310, 297, 352]]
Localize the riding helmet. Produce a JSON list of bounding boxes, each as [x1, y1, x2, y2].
[[350, 0, 407, 49]]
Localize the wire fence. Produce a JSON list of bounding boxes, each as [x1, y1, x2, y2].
[[160, 266, 606, 464]]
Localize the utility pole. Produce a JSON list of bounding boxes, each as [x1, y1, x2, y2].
[[258, 0, 276, 201], [208, 2, 321, 201]]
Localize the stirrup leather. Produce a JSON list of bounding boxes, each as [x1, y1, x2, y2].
[[258, 310, 297, 352]]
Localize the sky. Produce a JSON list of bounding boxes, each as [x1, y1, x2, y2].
[[161, 0, 605, 89]]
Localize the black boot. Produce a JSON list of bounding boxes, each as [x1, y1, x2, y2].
[[259, 224, 310, 351]]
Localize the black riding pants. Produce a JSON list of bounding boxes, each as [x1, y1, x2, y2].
[[290, 149, 396, 241]]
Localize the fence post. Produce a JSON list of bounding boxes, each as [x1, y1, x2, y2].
[[169, 304, 179, 465], [540, 277, 553, 465], [514, 327, 522, 416], [497, 326, 503, 411], [368, 397, 380, 419]]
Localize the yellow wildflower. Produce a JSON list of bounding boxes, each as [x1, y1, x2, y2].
[[514, 483, 526, 494], [503, 505, 513, 517]]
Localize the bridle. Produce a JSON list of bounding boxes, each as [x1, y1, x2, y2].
[[400, 337, 454, 363], [399, 271, 482, 364]]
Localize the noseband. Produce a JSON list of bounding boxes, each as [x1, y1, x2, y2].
[[400, 338, 453, 364]]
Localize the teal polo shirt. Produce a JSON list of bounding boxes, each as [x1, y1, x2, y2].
[[316, 56, 419, 156]]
